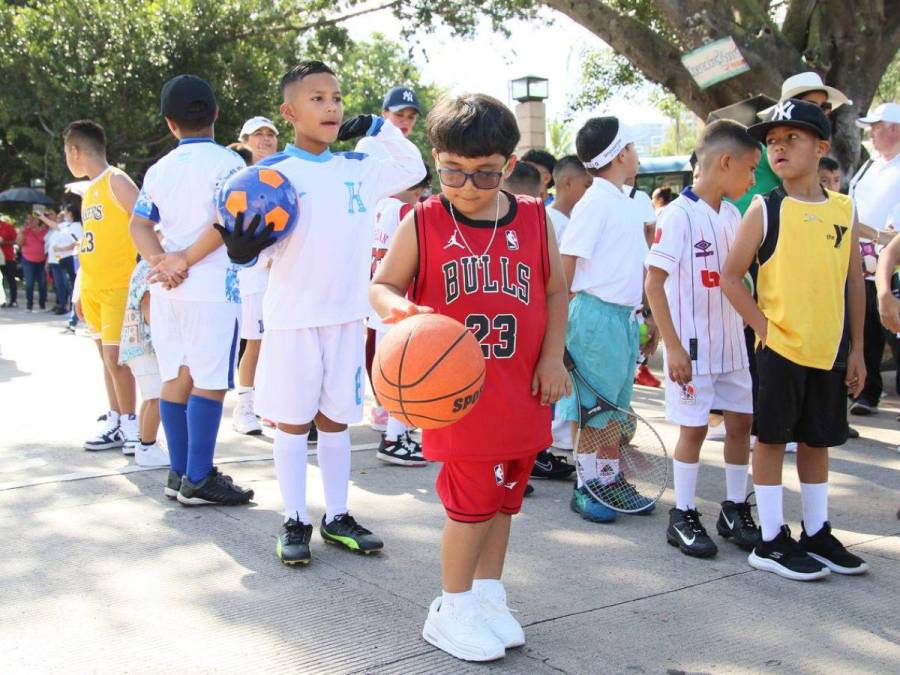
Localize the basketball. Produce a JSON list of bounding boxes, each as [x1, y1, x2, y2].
[[373, 313, 486, 429], [216, 165, 299, 241]]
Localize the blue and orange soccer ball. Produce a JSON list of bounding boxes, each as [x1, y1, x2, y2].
[[216, 165, 299, 241]]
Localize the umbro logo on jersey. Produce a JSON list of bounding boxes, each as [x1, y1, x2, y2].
[[828, 224, 848, 248], [772, 100, 796, 121], [444, 231, 465, 250], [694, 239, 714, 258], [505, 230, 519, 250]]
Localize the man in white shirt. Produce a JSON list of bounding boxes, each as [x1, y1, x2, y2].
[[848, 102, 900, 414]]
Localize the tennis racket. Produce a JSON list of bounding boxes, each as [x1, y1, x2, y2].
[[564, 349, 668, 513]]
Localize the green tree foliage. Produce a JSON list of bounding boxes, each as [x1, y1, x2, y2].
[[545, 118, 574, 157]]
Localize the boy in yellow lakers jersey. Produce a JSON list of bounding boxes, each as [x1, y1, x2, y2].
[[64, 120, 140, 454], [723, 100, 868, 580]]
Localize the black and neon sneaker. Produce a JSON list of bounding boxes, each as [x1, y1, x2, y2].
[[592, 473, 655, 514], [376, 432, 427, 466], [666, 508, 718, 558], [716, 499, 761, 551], [320, 513, 383, 554], [800, 521, 869, 575], [530, 449, 575, 480], [748, 525, 830, 581], [164, 470, 182, 500], [177, 467, 254, 506], [277, 517, 313, 566]]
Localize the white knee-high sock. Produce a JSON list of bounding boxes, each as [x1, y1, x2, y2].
[[673, 459, 699, 510], [800, 481, 828, 536], [274, 428, 309, 523], [724, 463, 750, 503], [754, 484, 784, 542], [316, 428, 351, 522], [575, 453, 597, 488], [385, 416, 407, 442]]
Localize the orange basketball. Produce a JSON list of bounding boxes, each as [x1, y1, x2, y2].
[[373, 313, 486, 429]]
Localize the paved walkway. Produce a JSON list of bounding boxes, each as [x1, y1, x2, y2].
[[1, 307, 898, 674]]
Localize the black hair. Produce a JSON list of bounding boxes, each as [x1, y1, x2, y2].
[[170, 109, 217, 132], [503, 161, 542, 197], [818, 156, 840, 172], [227, 142, 254, 165], [427, 93, 519, 158], [413, 164, 433, 190], [63, 120, 106, 154], [575, 117, 620, 174], [61, 203, 80, 221], [552, 154, 586, 181], [280, 61, 336, 97], [651, 187, 676, 206], [689, 151, 698, 171], [521, 148, 557, 187], [695, 119, 759, 167]]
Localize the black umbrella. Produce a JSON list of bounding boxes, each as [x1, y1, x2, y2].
[[0, 187, 56, 206]]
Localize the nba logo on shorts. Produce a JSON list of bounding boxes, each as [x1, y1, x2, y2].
[[494, 464, 504, 486], [505, 230, 519, 251], [680, 383, 696, 404]]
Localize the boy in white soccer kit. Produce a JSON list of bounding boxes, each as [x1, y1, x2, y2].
[[130, 74, 253, 506], [644, 120, 762, 558], [219, 62, 425, 565]]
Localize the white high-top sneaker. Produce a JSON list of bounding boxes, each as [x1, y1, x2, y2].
[[232, 392, 262, 435], [120, 414, 139, 455], [422, 596, 505, 662], [84, 411, 124, 451]]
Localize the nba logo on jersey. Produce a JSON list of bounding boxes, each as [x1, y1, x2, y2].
[[505, 230, 519, 251], [680, 383, 696, 404], [494, 464, 504, 486]]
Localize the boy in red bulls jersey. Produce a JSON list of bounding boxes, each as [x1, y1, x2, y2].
[[370, 94, 570, 662]]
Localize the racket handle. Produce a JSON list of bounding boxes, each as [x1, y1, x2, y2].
[[563, 348, 577, 372]]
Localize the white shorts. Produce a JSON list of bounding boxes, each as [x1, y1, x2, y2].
[[127, 353, 162, 400], [664, 368, 753, 427], [150, 296, 240, 390], [255, 320, 365, 425], [240, 292, 265, 340]]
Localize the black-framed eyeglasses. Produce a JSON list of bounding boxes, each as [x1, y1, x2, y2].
[[437, 161, 508, 190]]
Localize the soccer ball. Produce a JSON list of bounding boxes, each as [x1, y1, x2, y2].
[[216, 165, 299, 241]]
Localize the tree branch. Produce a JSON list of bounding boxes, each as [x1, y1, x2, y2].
[[234, 0, 402, 39]]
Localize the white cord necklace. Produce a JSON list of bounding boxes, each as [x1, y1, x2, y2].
[[447, 192, 502, 268]]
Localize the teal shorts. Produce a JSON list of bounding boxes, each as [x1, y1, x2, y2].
[[557, 292, 639, 429]]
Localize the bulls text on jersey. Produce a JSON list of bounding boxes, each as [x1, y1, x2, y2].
[[442, 254, 531, 305]]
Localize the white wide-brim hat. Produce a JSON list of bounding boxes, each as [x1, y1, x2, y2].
[[758, 72, 851, 118]]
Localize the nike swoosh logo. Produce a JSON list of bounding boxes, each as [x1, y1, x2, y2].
[[723, 513, 735, 530], [676, 527, 695, 546], [535, 461, 552, 471]]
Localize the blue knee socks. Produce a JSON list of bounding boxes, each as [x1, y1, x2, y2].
[[159, 400, 188, 476], [186, 394, 224, 483]]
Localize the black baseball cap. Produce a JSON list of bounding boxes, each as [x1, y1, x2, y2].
[[748, 98, 831, 143], [382, 86, 420, 112], [161, 74, 217, 121]]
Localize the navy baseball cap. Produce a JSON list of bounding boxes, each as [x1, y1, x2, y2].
[[161, 74, 217, 121], [748, 98, 831, 143], [383, 86, 420, 113]]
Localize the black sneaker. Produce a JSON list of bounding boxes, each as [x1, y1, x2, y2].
[[177, 467, 254, 506], [748, 525, 830, 580], [376, 432, 427, 466], [847, 426, 860, 439], [800, 521, 869, 575], [716, 499, 761, 551], [320, 513, 383, 554], [530, 449, 575, 480], [164, 470, 182, 500], [277, 517, 313, 566], [666, 508, 718, 558], [524, 483, 534, 497], [849, 398, 876, 415]]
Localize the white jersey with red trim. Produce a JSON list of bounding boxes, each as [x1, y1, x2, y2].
[[645, 188, 748, 376], [368, 196, 412, 331]]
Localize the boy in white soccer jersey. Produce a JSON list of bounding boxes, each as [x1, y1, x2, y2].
[[645, 120, 762, 558], [217, 61, 426, 565], [129, 74, 253, 506]]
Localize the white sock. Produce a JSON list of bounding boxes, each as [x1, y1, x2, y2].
[[596, 458, 619, 486], [441, 589, 477, 613], [385, 416, 407, 442], [317, 428, 351, 522], [724, 463, 750, 503], [108, 410, 120, 427], [472, 578, 506, 602], [673, 459, 699, 511], [576, 453, 597, 488], [754, 484, 784, 542], [237, 386, 253, 409], [800, 481, 828, 537], [274, 428, 309, 524]]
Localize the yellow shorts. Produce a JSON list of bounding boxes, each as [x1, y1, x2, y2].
[[81, 287, 128, 345]]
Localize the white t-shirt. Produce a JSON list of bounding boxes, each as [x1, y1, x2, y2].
[[262, 118, 425, 329], [624, 184, 656, 225], [645, 189, 749, 376], [134, 139, 246, 302], [850, 154, 900, 232], [560, 177, 648, 307], [546, 206, 569, 244]]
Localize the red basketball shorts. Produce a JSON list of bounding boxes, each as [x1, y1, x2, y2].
[[435, 454, 538, 523]]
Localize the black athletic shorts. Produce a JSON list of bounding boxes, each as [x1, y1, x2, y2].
[[755, 345, 848, 448]]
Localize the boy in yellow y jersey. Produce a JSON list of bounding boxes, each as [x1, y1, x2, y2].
[[723, 100, 868, 580], [64, 120, 140, 453]]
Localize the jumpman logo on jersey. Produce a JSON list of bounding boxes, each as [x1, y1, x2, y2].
[[444, 231, 465, 250]]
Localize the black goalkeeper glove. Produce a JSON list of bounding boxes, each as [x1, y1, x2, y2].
[[337, 114, 378, 142], [213, 211, 277, 266]]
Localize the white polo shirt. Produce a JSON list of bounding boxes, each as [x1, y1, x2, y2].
[[547, 206, 569, 243], [850, 154, 900, 231], [624, 184, 656, 225], [560, 177, 648, 308]]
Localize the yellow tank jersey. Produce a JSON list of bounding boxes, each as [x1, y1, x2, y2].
[[80, 167, 137, 290], [756, 187, 853, 370]]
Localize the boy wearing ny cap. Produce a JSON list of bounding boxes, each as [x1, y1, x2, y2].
[[380, 85, 420, 137], [129, 74, 253, 506], [558, 116, 658, 523], [722, 99, 868, 580]]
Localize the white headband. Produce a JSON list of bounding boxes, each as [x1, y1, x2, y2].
[[582, 126, 632, 169]]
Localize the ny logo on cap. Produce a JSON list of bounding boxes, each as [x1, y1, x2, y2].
[[402, 90, 414, 102], [772, 100, 796, 121]]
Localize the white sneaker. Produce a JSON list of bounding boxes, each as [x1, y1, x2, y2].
[[84, 412, 124, 451], [120, 414, 139, 456], [232, 404, 263, 435], [135, 442, 170, 468], [422, 597, 505, 662], [785, 442, 798, 454], [473, 584, 524, 648]]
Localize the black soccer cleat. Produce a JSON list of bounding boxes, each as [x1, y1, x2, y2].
[[177, 467, 254, 506], [800, 521, 869, 575], [320, 514, 383, 554], [716, 499, 761, 551], [667, 508, 718, 558], [748, 525, 829, 581], [277, 517, 313, 566], [164, 470, 182, 500], [530, 449, 576, 480]]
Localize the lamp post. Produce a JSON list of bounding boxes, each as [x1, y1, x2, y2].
[[510, 76, 549, 155]]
